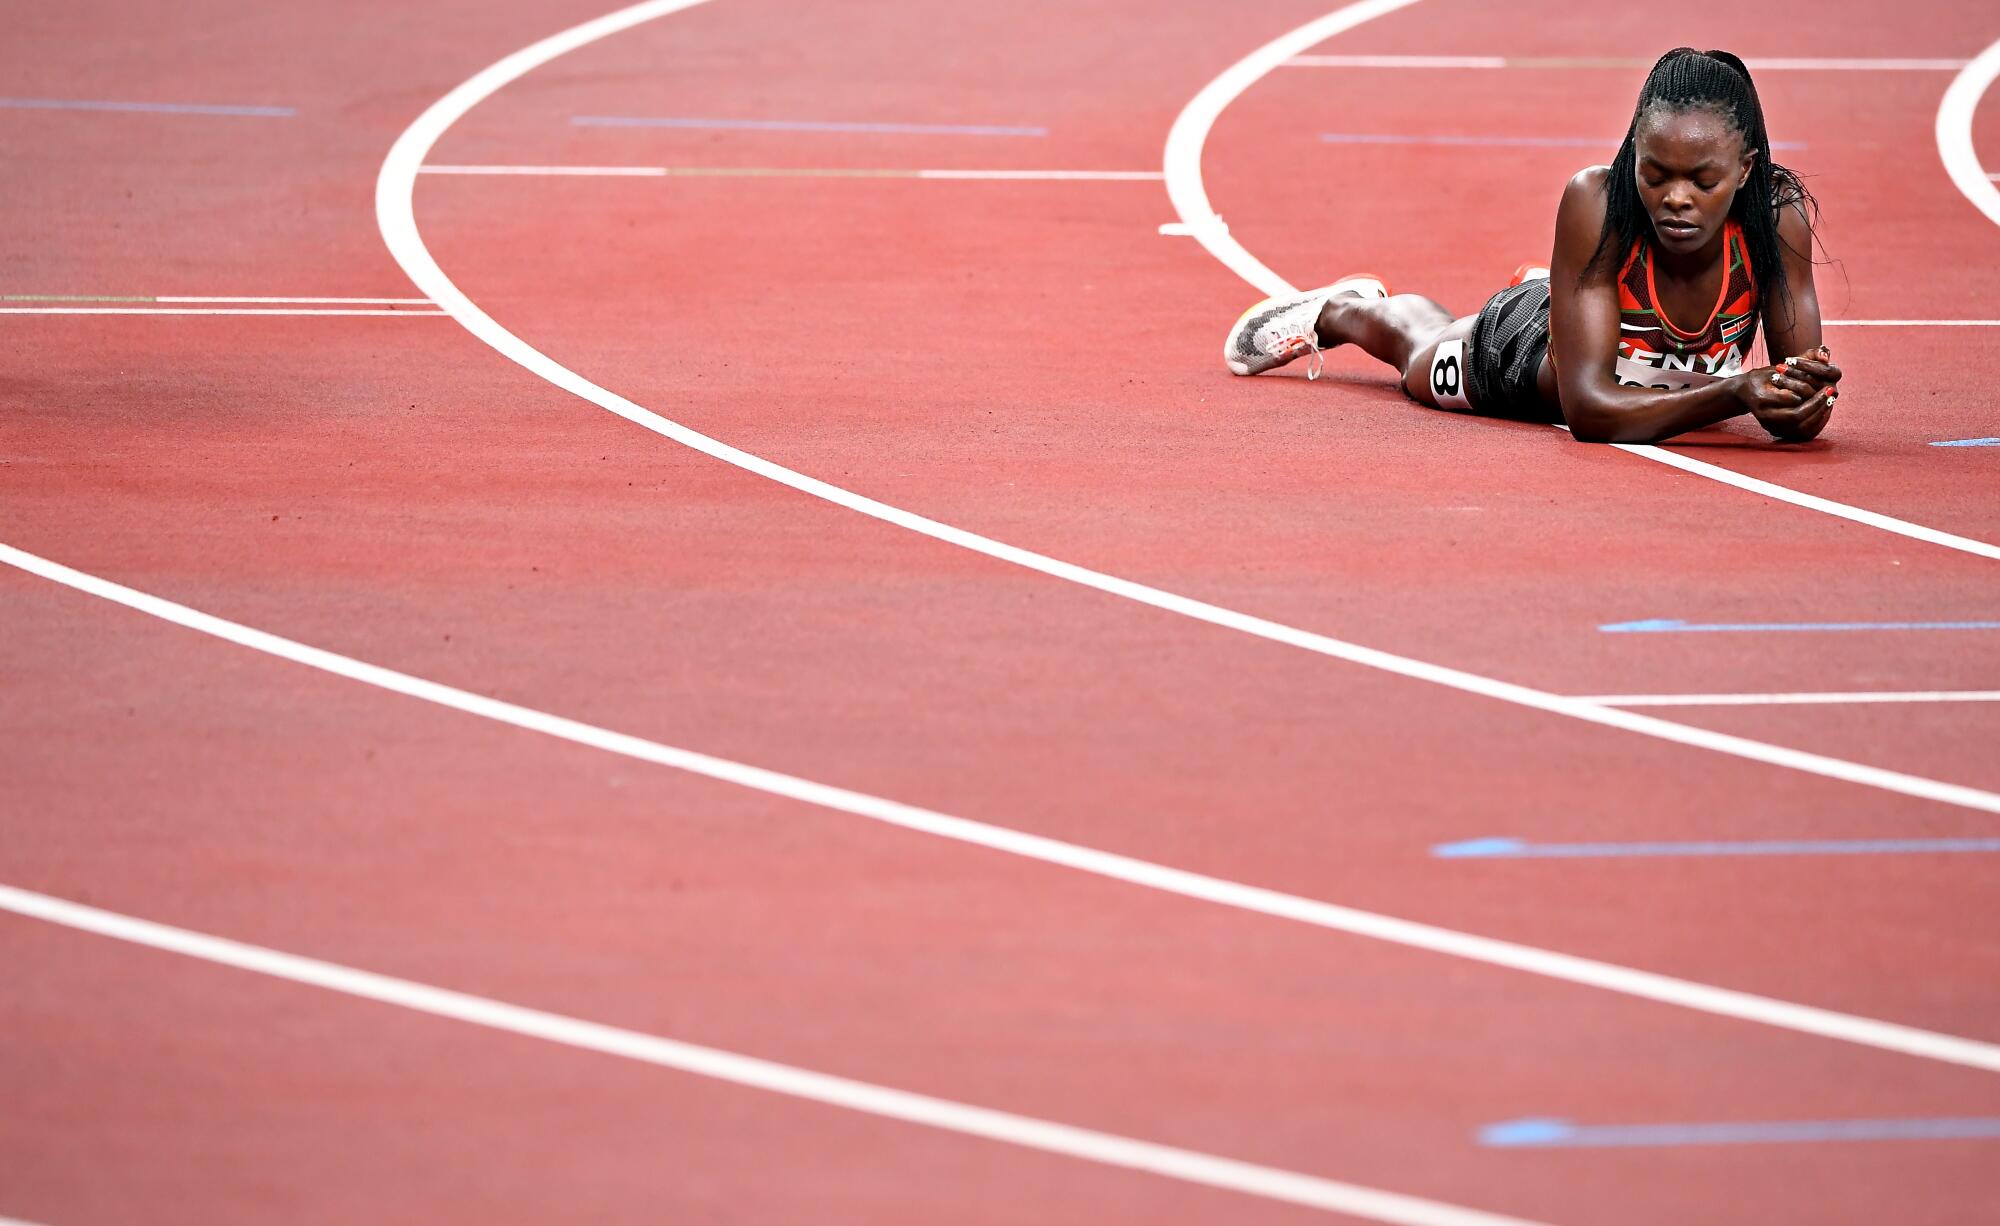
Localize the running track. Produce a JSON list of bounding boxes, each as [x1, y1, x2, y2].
[[3, 1, 1998, 1222]]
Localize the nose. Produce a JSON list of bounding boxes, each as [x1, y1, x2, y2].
[[1663, 183, 1696, 214]]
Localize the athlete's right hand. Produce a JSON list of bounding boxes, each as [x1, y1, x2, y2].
[[1736, 350, 1838, 411]]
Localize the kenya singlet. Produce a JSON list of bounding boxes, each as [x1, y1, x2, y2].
[[1614, 219, 1759, 390]]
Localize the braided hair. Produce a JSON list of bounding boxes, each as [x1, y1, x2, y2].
[[1586, 48, 1818, 328]]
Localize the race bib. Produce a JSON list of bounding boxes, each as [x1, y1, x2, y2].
[[1429, 338, 1472, 409]]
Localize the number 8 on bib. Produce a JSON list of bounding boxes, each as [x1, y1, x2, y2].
[[1429, 338, 1472, 410]]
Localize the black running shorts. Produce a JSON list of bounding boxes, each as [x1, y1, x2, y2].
[[1466, 279, 1557, 422]]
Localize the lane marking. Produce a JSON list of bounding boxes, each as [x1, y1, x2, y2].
[[1933, 437, 2000, 447], [1599, 618, 2000, 633], [1575, 690, 2000, 707], [571, 115, 1047, 136], [1, 295, 431, 305], [8, 538, 2000, 1072], [1823, 319, 2000, 326], [419, 164, 1162, 180], [1479, 1115, 2000, 1148], [0, 886, 1547, 1226], [1172, 4, 2000, 563], [1435, 836, 2000, 860], [1319, 132, 1806, 151], [1938, 38, 2000, 230], [377, 6, 2000, 815], [0, 307, 447, 317], [1287, 55, 1971, 71], [0, 96, 294, 117]]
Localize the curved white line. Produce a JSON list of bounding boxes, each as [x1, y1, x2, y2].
[[1166, 3, 2000, 562], [375, 3, 2000, 816], [1938, 37, 2000, 229], [0, 885, 1547, 1226], [7, 536, 1999, 1074]]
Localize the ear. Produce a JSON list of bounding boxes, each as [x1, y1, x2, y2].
[[1737, 149, 1757, 190]]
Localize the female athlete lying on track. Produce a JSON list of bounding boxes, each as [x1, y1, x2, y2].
[[1225, 47, 1840, 444]]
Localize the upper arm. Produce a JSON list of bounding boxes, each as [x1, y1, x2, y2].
[[1545, 167, 1625, 425], [1762, 199, 1822, 360]]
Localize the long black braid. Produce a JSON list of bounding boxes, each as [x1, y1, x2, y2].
[[1586, 48, 1818, 329]]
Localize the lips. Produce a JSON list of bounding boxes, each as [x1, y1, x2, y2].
[[1656, 218, 1700, 238]]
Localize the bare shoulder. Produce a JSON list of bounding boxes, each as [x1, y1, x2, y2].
[[1558, 166, 1610, 221], [1774, 194, 1813, 254], [1553, 166, 1612, 260]]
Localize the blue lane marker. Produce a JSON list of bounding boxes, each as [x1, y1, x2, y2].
[[572, 116, 1047, 137], [1319, 133, 1806, 150], [1434, 835, 2000, 859], [0, 97, 294, 117], [1600, 617, 2000, 632], [1480, 1116, 2000, 1148], [1931, 437, 2000, 447]]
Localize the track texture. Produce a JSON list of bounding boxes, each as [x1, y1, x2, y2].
[[3, 1, 1997, 1223]]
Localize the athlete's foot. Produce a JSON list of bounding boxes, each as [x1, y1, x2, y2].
[[1223, 274, 1390, 378]]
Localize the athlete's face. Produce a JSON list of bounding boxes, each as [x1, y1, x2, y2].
[[1633, 105, 1754, 257]]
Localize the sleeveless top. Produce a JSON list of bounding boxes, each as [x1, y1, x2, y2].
[[1613, 219, 1759, 390]]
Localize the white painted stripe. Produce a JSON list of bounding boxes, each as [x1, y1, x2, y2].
[[423, 164, 668, 175], [5, 537, 1998, 1074], [156, 296, 434, 304], [1164, 1, 1428, 296], [1604, 443, 2000, 560], [420, 164, 1162, 181], [1580, 690, 2000, 708], [0, 885, 1547, 1226], [916, 169, 1164, 180], [1287, 54, 1507, 68], [1937, 40, 2000, 231], [1823, 319, 2000, 326], [1285, 54, 1969, 71], [380, 6, 2000, 808], [0, 307, 448, 317], [1173, 5, 2000, 564]]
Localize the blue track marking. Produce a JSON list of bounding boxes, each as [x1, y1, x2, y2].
[[1319, 132, 1806, 150], [1931, 437, 2000, 447], [1600, 617, 2000, 633], [572, 116, 1047, 137], [0, 97, 294, 117], [1434, 836, 2000, 859], [1480, 1116, 2000, 1148]]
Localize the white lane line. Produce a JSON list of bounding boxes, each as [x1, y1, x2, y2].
[[1579, 690, 2000, 708], [1938, 38, 2000, 229], [2, 295, 434, 305], [1824, 319, 2000, 326], [0, 886, 1548, 1226], [0, 307, 448, 316], [376, 6, 2000, 808], [157, 296, 435, 304], [420, 164, 1163, 180], [1169, 4, 2000, 564], [6, 537, 1999, 1074], [1603, 444, 2000, 560], [424, 164, 669, 175], [1286, 55, 1970, 71]]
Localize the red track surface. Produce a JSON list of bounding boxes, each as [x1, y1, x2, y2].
[[4, 1, 1998, 1223]]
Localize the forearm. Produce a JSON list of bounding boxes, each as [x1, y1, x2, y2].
[[1561, 377, 1747, 444]]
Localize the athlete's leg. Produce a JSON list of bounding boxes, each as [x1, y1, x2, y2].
[[1314, 294, 1478, 408], [1314, 293, 1452, 371]]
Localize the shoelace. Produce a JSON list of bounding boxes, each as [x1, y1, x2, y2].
[[1262, 302, 1325, 380]]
